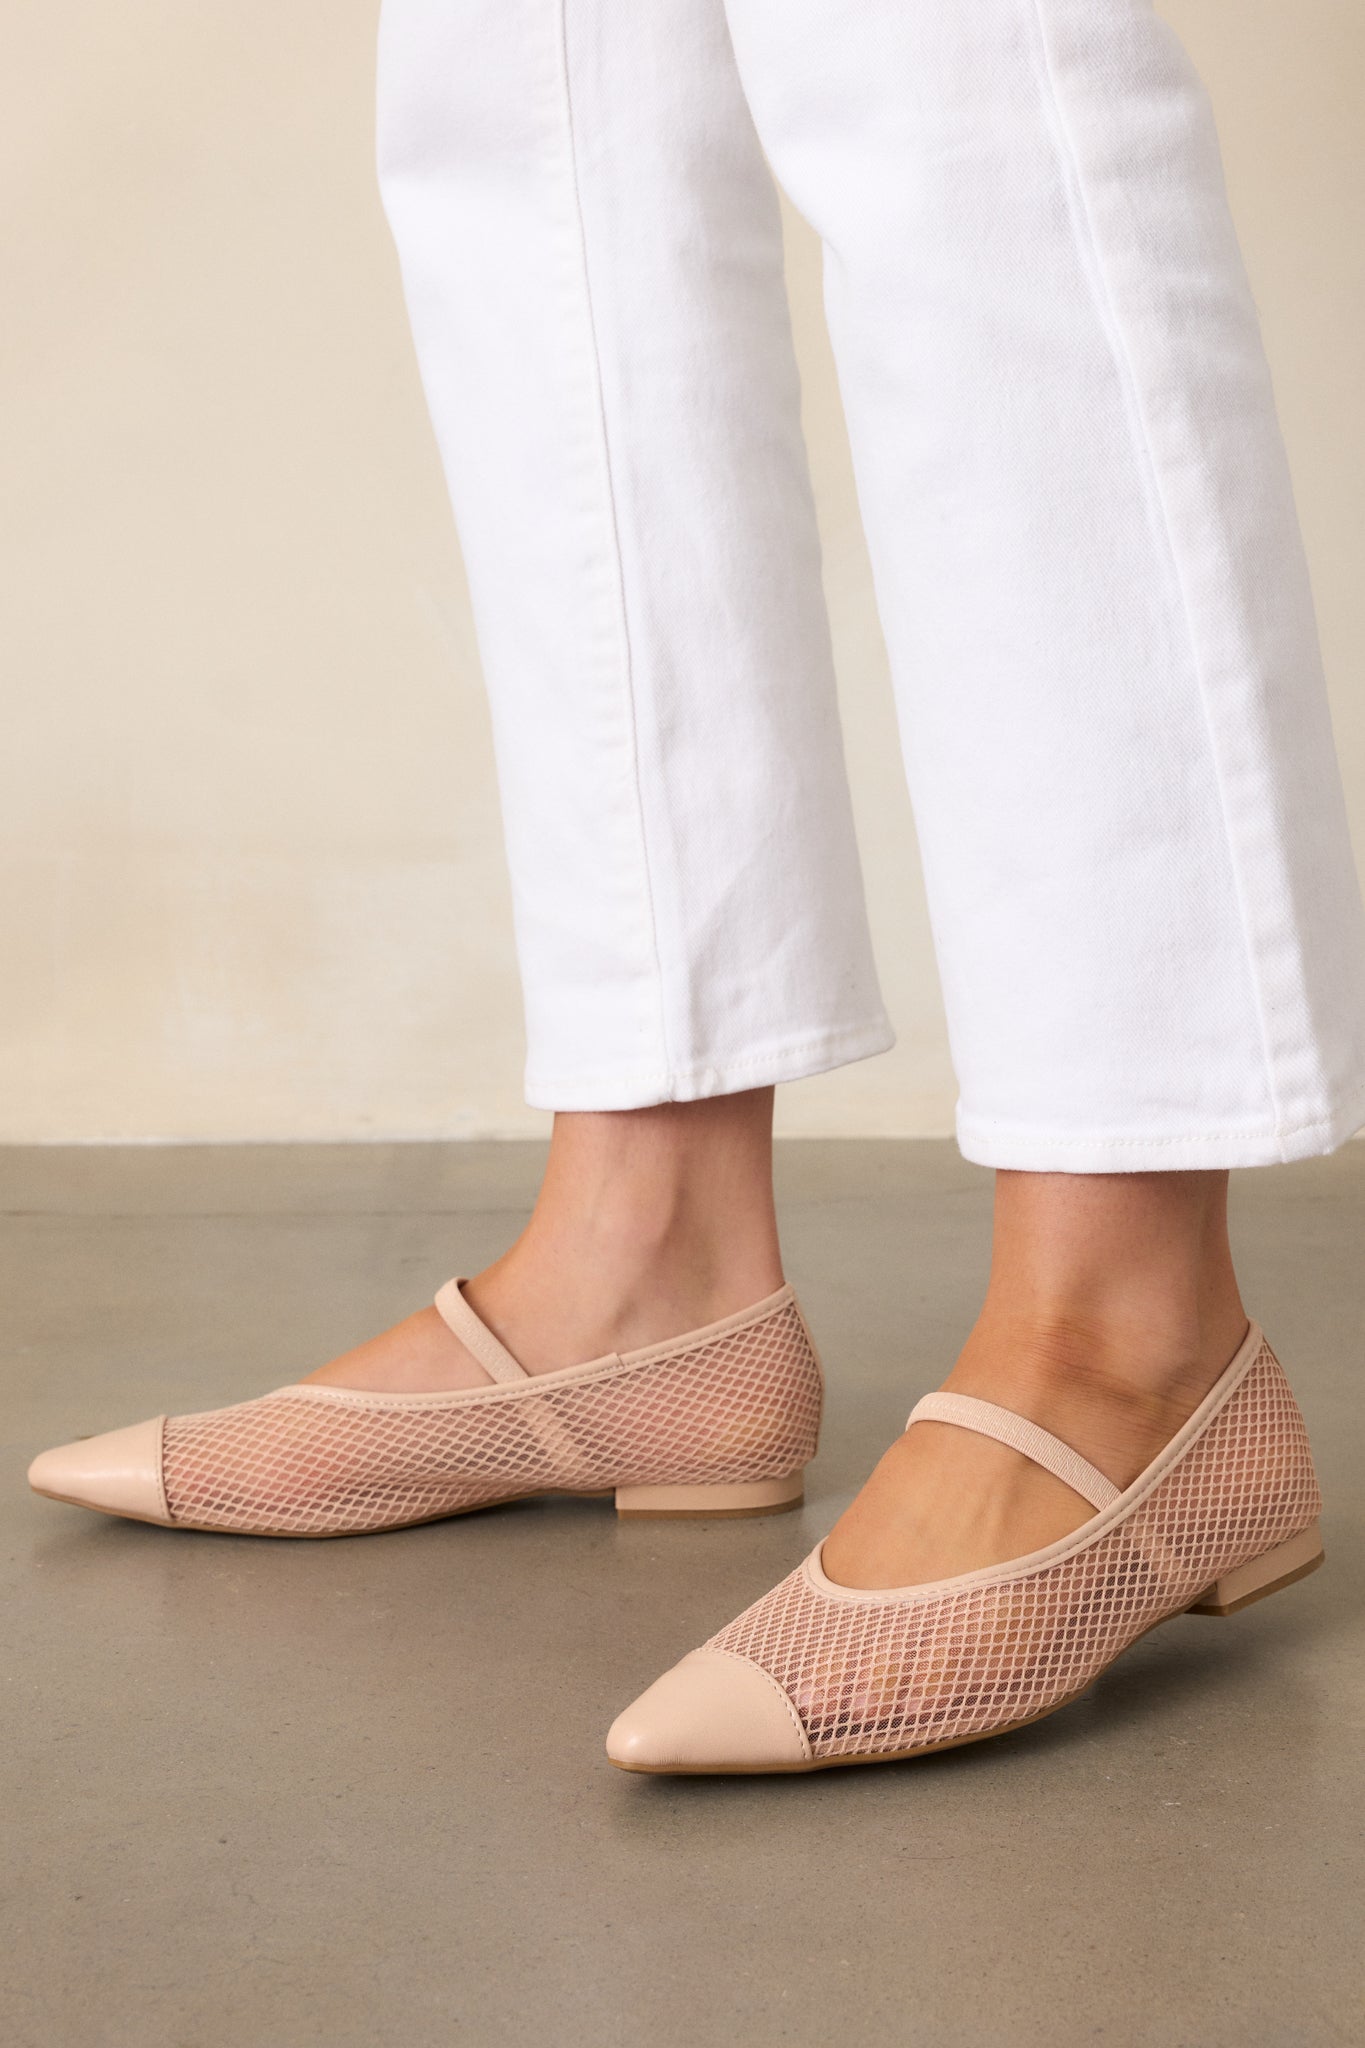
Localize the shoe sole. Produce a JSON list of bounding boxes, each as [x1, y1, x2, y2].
[[30, 1474, 805, 1537], [611, 1524, 1325, 1775]]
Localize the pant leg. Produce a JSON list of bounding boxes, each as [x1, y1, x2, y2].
[[376, 0, 892, 1109], [724, 0, 1365, 1168]]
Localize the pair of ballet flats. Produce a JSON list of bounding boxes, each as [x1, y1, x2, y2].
[[28, 1281, 1323, 1776]]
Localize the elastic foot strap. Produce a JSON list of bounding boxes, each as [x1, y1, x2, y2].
[[907, 1391, 1121, 1511], [433, 1280, 529, 1385]]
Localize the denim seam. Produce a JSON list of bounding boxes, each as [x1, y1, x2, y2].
[[960, 1065, 1365, 1149], [525, 1014, 897, 1096], [553, 0, 672, 1081], [1022, 0, 1287, 1143]]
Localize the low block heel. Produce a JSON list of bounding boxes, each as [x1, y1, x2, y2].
[[1187, 1520, 1324, 1617], [615, 1472, 805, 1520]]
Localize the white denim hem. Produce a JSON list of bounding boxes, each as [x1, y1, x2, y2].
[[524, 1016, 896, 1111], [957, 1076, 1365, 1173]]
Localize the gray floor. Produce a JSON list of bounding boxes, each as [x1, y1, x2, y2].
[[4, 1142, 1363, 2048]]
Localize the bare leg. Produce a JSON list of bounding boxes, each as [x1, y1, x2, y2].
[[307, 1090, 783, 1391], [823, 1170, 1249, 1589]]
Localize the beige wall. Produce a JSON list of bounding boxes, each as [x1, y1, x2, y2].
[[3, 2, 1362, 1142]]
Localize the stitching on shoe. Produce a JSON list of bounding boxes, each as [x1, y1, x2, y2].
[[153, 1414, 171, 1524], [621, 1284, 796, 1367], [703, 1648, 812, 1760]]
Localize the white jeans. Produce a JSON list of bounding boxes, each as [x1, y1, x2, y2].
[[377, 0, 1365, 1170]]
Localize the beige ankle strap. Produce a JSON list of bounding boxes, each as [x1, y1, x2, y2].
[[907, 1392, 1120, 1511], [433, 1280, 529, 1385]]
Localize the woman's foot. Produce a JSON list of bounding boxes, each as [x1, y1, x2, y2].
[[305, 1090, 785, 1392], [29, 1086, 821, 1536], [606, 1169, 1314, 1777], [28, 1274, 822, 1536], [822, 1169, 1249, 1589], [607, 1312, 1320, 1774]]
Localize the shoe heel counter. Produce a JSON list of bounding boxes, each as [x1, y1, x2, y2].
[[787, 1293, 825, 1463], [706, 1293, 822, 1481], [1257, 1337, 1324, 1525]]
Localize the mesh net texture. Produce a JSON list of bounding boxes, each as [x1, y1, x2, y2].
[[162, 1295, 821, 1536], [707, 1341, 1319, 1761]]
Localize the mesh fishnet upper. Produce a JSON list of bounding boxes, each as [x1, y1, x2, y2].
[[162, 1296, 821, 1535], [708, 1342, 1319, 1761]]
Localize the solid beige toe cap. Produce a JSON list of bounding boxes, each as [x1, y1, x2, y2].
[[606, 1648, 811, 1774], [28, 1416, 170, 1524]]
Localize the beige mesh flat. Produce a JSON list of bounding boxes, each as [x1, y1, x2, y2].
[[27, 1281, 822, 1537], [607, 1321, 1323, 1773]]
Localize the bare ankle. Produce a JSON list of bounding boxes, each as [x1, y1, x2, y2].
[[984, 1167, 1242, 1355], [465, 1089, 784, 1368], [954, 1301, 1245, 1430], [941, 1168, 1250, 1474]]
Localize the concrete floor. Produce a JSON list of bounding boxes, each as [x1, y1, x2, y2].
[[4, 1141, 1363, 2048]]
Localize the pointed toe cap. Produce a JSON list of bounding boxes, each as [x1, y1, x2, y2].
[[607, 1648, 811, 1774], [28, 1415, 169, 1524]]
